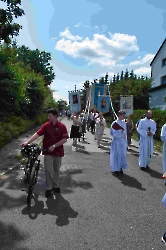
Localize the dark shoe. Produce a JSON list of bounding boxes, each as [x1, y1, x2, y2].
[[140, 167, 146, 171], [53, 186, 61, 193], [45, 189, 53, 198], [119, 169, 123, 175], [113, 171, 119, 176]]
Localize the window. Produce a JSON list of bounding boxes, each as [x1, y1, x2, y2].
[[161, 75, 166, 85], [162, 58, 166, 67]]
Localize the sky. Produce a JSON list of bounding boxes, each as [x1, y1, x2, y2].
[[1, 0, 166, 104]]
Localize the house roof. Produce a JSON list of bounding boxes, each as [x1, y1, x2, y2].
[[150, 38, 166, 66]]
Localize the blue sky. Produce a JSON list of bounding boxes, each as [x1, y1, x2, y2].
[[1, 0, 166, 104]]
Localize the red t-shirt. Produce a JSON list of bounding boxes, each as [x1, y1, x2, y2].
[[37, 120, 69, 157]]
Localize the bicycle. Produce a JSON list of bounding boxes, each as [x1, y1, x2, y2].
[[21, 143, 49, 206]]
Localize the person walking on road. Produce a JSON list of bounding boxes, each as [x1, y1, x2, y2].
[[70, 112, 82, 145], [21, 108, 69, 198], [90, 109, 98, 134], [137, 110, 156, 171], [87, 111, 92, 131], [80, 113, 86, 141], [126, 116, 134, 149], [67, 110, 71, 120], [94, 112, 106, 148], [110, 110, 128, 176], [160, 123, 166, 185]]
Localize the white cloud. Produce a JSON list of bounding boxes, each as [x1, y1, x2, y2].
[[51, 37, 57, 41], [55, 28, 155, 79], [134, 67, 151, 75], [63, 86, 69, 88], [78, 82, 84, 87], [75, 22, 89, 28], [55, 29, 139, 67], [95, 26, 99, 28], [60, 27, 82, 41], [128, 54, 155, 74], [75, 22, 82, 27], [53, 92, 69, 104]]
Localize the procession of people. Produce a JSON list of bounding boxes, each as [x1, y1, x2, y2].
[[68, 107, 161, 181], [21, 105, 166, 244]]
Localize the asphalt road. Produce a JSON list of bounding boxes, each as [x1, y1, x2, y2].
[[0, 116, 165, 250]]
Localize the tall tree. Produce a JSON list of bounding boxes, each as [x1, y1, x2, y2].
[[124, 69, 129, 80], [116, 73, 120, 82], [109, 73, 152, 112], [104, 72, 109, 84], [99, 77, 104, 84], [16, 46, 55, 85], [120, 71, 124, 80], [112, 75, 116, 83], [0, 0, 25, 44], [129, 69, 134, 79]]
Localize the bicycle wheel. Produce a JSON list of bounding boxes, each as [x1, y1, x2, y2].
[[27, 165, 36, 206]]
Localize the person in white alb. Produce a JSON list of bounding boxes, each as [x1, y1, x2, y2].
[[160, 123, 166, 185], [137, 110, 156, 171], [110, 110, 128, 176]]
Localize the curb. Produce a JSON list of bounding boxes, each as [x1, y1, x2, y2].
[[0, 116, 64, 178]]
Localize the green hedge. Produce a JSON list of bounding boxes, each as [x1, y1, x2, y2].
[[105, 110, 166, 141], [0, 113, 47, 148]]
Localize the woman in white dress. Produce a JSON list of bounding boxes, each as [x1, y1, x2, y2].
[[70, 112, 82, 145], [94, 112, 106, 148]]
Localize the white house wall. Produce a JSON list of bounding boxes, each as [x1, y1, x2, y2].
[[150, 87, 166, 110], [151, 41, 166, 88]]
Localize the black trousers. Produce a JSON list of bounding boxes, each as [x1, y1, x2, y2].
[[91, 120, 95, 133]]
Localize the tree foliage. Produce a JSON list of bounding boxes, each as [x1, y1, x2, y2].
[[16, 46, 56, 85], [80, 71, 152, 113], [0, 44, 57, 119], [109, 71, 152, 112], [0, 0, 25, 44]]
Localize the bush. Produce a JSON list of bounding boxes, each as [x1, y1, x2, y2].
[[35, 113, 47, 125], [0, 112, 48, 148]]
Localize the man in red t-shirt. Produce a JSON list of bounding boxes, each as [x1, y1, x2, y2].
[[21, 108, 69, 198]]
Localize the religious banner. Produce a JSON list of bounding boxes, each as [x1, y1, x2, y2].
[[97, 96, 110, 113], [69, 91, 81, 113], [120, 95, 133, 116], [90, 83, 107, 109]]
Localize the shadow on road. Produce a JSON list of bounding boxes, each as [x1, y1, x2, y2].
[[144, 168, 162, 179], [114, 174, 146, 191], [22, 193, 78, 227], [59, 168, 93, 193], [0, 220, 30, 250]]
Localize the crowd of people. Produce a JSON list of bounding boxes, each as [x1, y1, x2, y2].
[[69, 108, 106, 148], [21, 107, 166, 244]]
